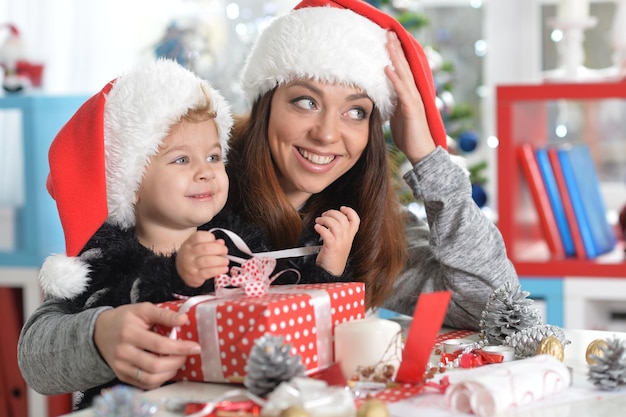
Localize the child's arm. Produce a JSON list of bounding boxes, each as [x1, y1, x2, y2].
[[176, 231, 229, 287], [314, 206, 360, 276]]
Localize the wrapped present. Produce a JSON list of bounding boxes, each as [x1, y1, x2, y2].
[[155, 282, 365, 383]]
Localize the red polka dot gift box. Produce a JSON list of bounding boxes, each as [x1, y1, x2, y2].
[[154, 282, 365, 383]]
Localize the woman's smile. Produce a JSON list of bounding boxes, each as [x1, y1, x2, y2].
[[297, 146, 336, 165]]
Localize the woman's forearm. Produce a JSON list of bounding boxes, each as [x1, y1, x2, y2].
[[18, 298, 115, 395]]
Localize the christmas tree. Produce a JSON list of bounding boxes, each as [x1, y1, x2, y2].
[[368, 0, 489, 208]]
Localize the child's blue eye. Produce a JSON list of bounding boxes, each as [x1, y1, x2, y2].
[[173, 156, 189, 164], [207, 154, 222, 163]]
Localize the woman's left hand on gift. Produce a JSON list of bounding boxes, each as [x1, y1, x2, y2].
[[94, 302, 202, 390]]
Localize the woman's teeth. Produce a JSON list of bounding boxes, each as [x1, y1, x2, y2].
[[299, 148, 335, 165]]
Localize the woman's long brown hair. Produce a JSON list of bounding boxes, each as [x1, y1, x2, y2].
[[227, 89, 408, 309]]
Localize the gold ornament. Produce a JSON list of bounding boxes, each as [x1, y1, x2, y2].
[[357, 399, 389, 417], [279, 405, 311, 417], [536, 335, 564, 361], [585, 339, 608, 364]]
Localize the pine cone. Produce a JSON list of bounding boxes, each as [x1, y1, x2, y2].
[[479, 282, 543, 344], [244, 334, 306, 397], [502, 324, 570, 358], [588, 337, 626, 391], [93, 385, 157, 417]]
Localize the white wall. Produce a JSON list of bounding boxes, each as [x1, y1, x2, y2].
[[0, 0, 298, 95]]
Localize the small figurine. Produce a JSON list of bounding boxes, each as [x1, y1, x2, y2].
[[0, 23, 26, 92]]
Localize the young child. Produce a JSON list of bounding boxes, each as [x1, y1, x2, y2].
[[40, 59, 234, 309]]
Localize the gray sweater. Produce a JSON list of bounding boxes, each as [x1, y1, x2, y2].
[[17, 147, 518, 396]]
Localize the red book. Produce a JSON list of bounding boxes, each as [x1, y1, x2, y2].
[[517, 144, 565, 258], [547, 147, 587, 259]]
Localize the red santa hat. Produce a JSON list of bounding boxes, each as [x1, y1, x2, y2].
[[240, 0, 447, 149], [47, 59, 232, 258]]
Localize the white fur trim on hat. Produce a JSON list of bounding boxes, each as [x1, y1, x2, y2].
[[241, 7, 395, 119], [104, 59, 233, 229], [39, 253, 91, 299]]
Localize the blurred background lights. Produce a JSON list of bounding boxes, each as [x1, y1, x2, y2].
[[474, 39, 487, 57], [226, 2, 240, 19], [551, 29, 564, 43], [486, 135, 499, 149]]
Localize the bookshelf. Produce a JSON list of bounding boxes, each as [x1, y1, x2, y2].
[[496, 79, 626, 278]]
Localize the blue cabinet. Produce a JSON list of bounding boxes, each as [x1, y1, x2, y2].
[[0, 94, 89, 266], [519, 277, 564, 327]]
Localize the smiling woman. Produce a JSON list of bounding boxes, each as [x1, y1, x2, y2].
[[205, 0, 518, 316]]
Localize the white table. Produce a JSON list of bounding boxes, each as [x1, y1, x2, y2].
[[62, 329, 626, 417], [63, 378, 626, 417]]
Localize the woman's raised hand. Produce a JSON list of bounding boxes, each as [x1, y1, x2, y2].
[[384, 31, 436, 165]]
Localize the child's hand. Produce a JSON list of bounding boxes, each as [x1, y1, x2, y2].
[[176, 231, 229, 287], [314, 206, 360, 276]]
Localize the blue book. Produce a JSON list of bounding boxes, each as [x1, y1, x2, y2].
[[556, 145, 617, 258], [536, 148, 575, 257]]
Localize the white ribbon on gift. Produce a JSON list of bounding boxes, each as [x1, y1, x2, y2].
[[208, 227, 322, 265], [262, 377, 356, 416], [210, 227, 318, 297]]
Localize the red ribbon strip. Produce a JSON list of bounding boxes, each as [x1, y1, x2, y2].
[[185, 400, 261, 417], [441, 348, 504, 369], [395, 291, 452, 384]]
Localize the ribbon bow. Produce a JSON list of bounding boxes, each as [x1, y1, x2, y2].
[[209, 228, 312, 298], [215, 257, 279, 297]]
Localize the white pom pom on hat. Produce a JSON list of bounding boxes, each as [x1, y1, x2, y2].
[[46, 59, 233, 257]]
